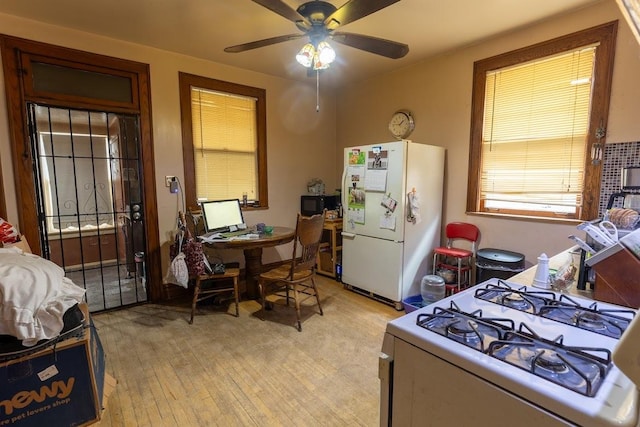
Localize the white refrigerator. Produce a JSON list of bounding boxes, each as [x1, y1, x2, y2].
[[341, 140, 444, 309]]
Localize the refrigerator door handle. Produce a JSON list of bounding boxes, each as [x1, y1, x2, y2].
[[342, 232, 356, 238], [341, 166, 348, 208]]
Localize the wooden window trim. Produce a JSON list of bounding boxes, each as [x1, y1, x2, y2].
[[467, 21, 618, 222], [178, 72, 268, 210]]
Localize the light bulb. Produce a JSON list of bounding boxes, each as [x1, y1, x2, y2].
[[316, 41, 335, 65]]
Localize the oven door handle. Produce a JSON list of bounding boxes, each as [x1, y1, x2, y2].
[[379, 352, 393, 427]]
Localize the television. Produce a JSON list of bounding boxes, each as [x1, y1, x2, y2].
[[201, 199, 245, 233]]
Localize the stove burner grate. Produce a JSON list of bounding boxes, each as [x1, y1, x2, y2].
[[475, 281, 635, 338], [474, 282, 555, 314], [487, 324, 611, 397], [416, 305, 514, 353], [539, 297, 635, 339]]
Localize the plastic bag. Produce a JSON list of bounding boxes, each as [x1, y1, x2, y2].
[[165, 252, 189, 288], [165, 231, 189, 288], [551, 254, 577, 292]]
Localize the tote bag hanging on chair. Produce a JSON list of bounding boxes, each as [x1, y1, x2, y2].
[[165, 230, 189, 288]]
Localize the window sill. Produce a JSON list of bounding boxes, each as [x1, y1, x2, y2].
[[466, 211, 583, 226]]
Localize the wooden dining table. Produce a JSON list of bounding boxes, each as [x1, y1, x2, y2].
[[205, 226, 295, 299]]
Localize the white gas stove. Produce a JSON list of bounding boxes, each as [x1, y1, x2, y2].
[[380, 278, 639, 427]]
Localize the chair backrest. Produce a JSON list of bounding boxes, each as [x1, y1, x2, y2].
[[289, 212, 325, 275], [185, 207, 206, 237], [445, 222, 480, 254]]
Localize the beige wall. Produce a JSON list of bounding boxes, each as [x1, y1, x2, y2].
[[336, 0, 640, 266], [1, 1, 639, 273], [0, 13, 338, 268]]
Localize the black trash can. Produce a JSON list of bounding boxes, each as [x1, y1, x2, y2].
[[476, 248, 525, 283]]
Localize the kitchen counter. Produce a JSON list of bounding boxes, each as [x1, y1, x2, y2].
[[507, 246, 595, 300]]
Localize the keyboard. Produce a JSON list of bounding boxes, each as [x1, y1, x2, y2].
[[220, 229, 251, 238]]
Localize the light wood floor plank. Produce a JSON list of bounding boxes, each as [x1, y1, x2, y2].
[[94, 276, 401, 426]]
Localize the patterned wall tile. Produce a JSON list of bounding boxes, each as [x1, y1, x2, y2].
[[599, 141, 640, 216]]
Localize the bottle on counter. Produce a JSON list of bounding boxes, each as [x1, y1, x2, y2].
[[421, 274, 445, 305]]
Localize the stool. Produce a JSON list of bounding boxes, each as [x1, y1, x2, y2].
[[189, 268, 240, 323], [432, 222, 480, 295]]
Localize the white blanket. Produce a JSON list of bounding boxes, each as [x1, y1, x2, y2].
[[0, 247, 85, 346]]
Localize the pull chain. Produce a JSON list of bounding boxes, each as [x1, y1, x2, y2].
[[316, 69, 320, 112]]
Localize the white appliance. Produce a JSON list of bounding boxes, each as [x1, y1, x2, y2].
[[341, 141, 444, 309], [379, 279, 639, 426]]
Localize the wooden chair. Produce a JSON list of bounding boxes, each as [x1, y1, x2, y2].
[[432, 222, 480, 295], [189, 267, 240, 324], [258, 212, 325, 331], [180, 210, 240, 324]]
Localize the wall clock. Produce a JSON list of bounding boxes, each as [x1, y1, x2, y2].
[[388, 110, 415, 140]]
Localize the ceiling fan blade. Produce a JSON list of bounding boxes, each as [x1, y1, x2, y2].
[[252, 0, 310, 27], [324, 0, 401, 29], [224, 34, 305, 53], [331, 32, 409, 59]]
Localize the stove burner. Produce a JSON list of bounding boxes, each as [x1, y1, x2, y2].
[[416, 307, 513, 353], [575, 312, 607, 332], [475, 281, 635, 338], [447, 320, 480, 342], [474, 283, 553, 314], [488, 327, 612, 397], [533, 350, 569, 374], [500, 293, 532, 310]]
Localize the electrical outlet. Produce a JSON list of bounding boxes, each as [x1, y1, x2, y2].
[[165, 176, 175, 187]]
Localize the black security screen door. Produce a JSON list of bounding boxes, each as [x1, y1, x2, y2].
[[28, 104, 148, 311]]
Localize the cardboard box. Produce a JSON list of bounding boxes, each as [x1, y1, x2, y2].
[[0, 305, 108, 426]]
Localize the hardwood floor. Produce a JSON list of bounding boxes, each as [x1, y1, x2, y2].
[[94, 275, 402, 426]]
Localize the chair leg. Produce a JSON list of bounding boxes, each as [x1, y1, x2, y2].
[[457, 258, 462, 293], [259, 279, 266, 321], [189, 277, 201, 325], [233, 276, 239, 317], [293, 285, 302, 332], [312, 278, 323, 316]]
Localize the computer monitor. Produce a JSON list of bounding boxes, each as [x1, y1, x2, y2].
[[201, 199, 245, 233]]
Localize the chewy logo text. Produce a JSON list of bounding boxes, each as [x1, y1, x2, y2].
[[0, 378, 75, 416]]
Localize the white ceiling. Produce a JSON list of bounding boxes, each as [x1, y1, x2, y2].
[[0, 0, 603, 88]]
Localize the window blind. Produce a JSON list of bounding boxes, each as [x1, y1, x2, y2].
[[481, 46, 596, 215], [191, 88, 258, 201]]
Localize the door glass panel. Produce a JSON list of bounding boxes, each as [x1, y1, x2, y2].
[[31, 62, 133, 103], [31, 104, 147, 312]]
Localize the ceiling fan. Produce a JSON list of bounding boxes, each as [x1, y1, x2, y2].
[[224, 0, 409, 64]]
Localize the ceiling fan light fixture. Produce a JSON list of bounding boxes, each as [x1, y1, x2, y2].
[[296, 43, 315, 68], [296, 40, 336, 70], [316, 41, 336, 66]]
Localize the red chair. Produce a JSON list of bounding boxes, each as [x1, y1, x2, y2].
[[432, 222, 480, 295]]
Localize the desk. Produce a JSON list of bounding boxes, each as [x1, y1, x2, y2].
[[206, 226, 295, 299]]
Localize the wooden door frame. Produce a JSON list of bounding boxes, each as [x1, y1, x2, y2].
[[0, 35, 163, 301]]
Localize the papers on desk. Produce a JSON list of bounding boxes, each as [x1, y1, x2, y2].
[[198, 233, 261, 243]]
